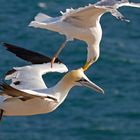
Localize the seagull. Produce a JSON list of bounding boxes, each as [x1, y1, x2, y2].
[[0, 42, 104, 120], [29, 0, 140, 70]]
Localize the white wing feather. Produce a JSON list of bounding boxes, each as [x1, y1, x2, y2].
[[29, 0, 140, 29], [5, 63, 68, 90], [35, 13, 52, 22], [29, 4, 105, 29]]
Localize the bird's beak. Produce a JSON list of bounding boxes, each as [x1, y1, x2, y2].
[[82, 59, 93, 72], [77, 76, 104, 94]]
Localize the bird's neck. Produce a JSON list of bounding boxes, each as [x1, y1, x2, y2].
[[52, 77, 74, 104], [86, 39, 100, 63], [86, 20, 102, 63]]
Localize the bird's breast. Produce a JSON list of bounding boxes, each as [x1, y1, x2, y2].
[[58, 22, 94, 41], [89, 24, 102, 44], [2, 98, 58, 116]]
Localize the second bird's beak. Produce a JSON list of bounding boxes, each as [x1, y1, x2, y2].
[[77, 76, 104, 94]]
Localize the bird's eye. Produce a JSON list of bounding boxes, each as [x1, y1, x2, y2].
[[76, 78, 87, 82]]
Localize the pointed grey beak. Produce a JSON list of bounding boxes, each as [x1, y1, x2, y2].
[[77, 77, 104, 94]]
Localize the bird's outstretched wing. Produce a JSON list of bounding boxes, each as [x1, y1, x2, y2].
[[0, 82, 58, 102], [30, 0, 140, 29], [2, 42, 61, 64], [61, 4, 106, 28], [95, 0, 140, 9], [5, 66, 48, 90], [62, 0, 140, 26], [2, 42, 68, 90], [29, 3, 107, 29], [5, 62, 68, 90]]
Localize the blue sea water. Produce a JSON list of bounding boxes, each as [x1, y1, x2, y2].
[[0, 0, 140, 140]]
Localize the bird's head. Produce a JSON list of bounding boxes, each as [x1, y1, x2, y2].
[[63, 68, 104, 94]]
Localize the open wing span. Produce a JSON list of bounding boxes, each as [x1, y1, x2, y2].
[[5, 62, 68, 90], [2, 42, 68, 90], [62, 0, 140, 26], [0, 82, 58, 102], [2, 42, 61, 64]]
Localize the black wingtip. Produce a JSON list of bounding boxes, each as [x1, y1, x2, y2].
[[0, 41, 6, 45], [1, 42, 9, 51], [1, 42, 63, 64], [1, 42, 18, 54], [1, 42, 17, 50], [0, 110, 4, 122], [5, 69, 17, 77], [1, 42, 10, 48]]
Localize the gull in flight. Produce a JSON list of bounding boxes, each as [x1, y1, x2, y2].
[[29, 0, 140, 70], [0, 42, 104, 121]]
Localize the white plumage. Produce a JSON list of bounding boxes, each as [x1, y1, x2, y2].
[[0, 43, 103, 118], [29, 0, 140, 69], [0, 68, 104, 116], [5, 63, 68, 90]]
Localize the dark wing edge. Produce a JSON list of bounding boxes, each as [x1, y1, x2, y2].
[[1, 42, 62, 64], [0, 81, 35, 101], [0, 82, 58, 102], [5, 69, 17, 77]]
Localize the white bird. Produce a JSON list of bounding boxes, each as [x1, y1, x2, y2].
[[0, 43, 104, 120], [29, 0, 140, 70]]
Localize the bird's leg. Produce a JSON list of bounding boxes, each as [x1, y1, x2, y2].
[[0, 109, 4, 122], [51, 40, 67, 68]]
